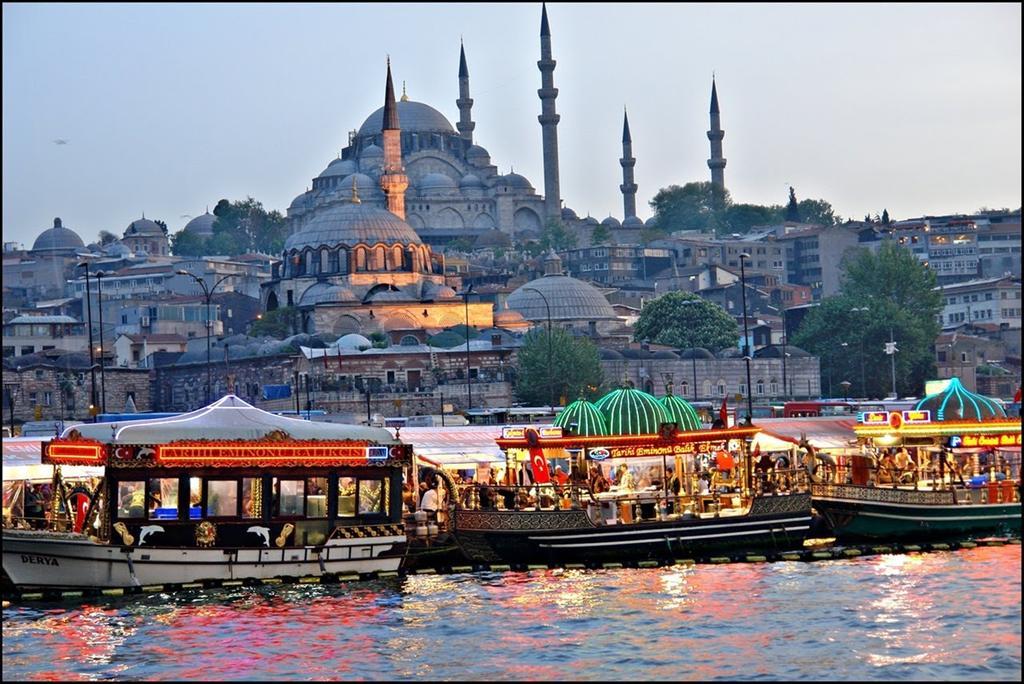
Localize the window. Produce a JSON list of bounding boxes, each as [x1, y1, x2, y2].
[[117, 480, 147, 518], [242, 477, 262, 519], [206, 480, 239, 517], [717, 383, 726, 396], [337, 477, 356, 517], [756, 381, 765, 395], [43, 392, 52, 406], [306, 477, 328, 518], [359, 479, 384, 515], [274, 478, 304, 517], [149, 477, 179, 520]]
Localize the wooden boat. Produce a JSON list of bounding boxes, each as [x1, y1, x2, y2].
[[450, 389, 814, 565], [810, 379, 1021, 541], [2, 396, 411, 591]]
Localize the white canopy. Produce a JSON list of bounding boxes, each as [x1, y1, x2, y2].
[[389, 426, 505, 470], [61, 395, 400, 445]]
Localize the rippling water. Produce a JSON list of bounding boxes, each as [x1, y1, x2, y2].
[[3, 545, 1020, 681]]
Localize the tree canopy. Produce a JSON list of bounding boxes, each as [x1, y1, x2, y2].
[[514, 327, 603, 407], [206, 197, 287, 255], [169, 229, 208, 257], [539, 218, 577, 251], [633, 292, 739, 351], [589, 222, 611, 246], [248, 306, 297, 339]]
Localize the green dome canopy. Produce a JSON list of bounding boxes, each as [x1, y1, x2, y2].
[[594, 387, 670, 435], [660, 394, 703, 431], [914, 377, 1007, 422], [554, 399, 608, 436]]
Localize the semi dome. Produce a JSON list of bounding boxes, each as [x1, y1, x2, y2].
[[299, 282, 359, 306], [284, 201, 422, 251], [507, 275, 618, 323], [358, 100, 455, 138], [459, 173, 484, 189], [659, 394, 702, 431], [336, 333, 372, 351], [360, 144, 384, 161], [318, 159, 358, 178], [31, 218, 85, 253], [913, 377, 1007, 422], [593, 387, 670, 436], [554, 398, 608, 436], [417, 172, 458, 192], [125, 217, 165, 237], [338, 173, 381, 197], [183, 211, 216, 237]]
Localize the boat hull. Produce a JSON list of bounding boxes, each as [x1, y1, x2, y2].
[[2, 530, 406, 590], [452, 493, 812, 565], [811, 483, 1022, 541]]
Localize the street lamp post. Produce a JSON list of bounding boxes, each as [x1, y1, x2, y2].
[[522, 286, 554, 408], [94, 271, 107, 414], [738, 254, 753, 425], [176, 270, 233, 406], [79, 262, 99, 420], [884, 328, 899, 399]]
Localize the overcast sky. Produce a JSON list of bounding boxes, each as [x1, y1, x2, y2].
[[3, 2, 1021, 248]]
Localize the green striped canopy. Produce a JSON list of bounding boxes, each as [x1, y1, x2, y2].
[[594, 387, 670, 436], [659, 394, 703, 432], [914, 377, 1006, 422], [554, 399, 608, 436]]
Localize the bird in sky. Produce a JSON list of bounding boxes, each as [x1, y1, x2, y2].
[[52, 138, 69, 145]]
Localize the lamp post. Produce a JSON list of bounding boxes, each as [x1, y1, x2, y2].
[[738, 253, 753, 425], [176, 270, 233, 405], [850, 307, 869, 397], [94, 271, 107, 414], [884, 328, 899, 399], [522, 286, 554, 408], [79, 262, 99, 420], [460, 284, 473, 412]]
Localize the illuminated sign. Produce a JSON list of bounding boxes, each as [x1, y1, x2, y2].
[[155, 441, 405, 466], [888, 412, 903, 430], [860, 411, 889, 425], [958, 434, 1022, 448], [501, 427, 526, 439], [43, 441, 106, 465], [901, 410, 931, 424], [366, 446, 389, 460], [539, 427, 563, 439], [606, 442, 716, 459], [589, 448, 610, 460], [946, 435, 963, 448]]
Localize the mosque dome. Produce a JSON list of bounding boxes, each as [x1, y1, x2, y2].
[[644, 217, 659, 228], [318, 159, 358, 178], [593, 387, 670, 436], [459, 173, 484, 189], [554, 398, 608, 436], [284, 201, 422, 252], [423, 282, 458, 300], [913, 377, 1007, 422], [364, 286, 409, 303], [493, 310, 527, 327], [417, 172, 458, 193], [583, 216, 600, 226], [561, 207, 579, 221], [299, 282, 359, 306], [31, 218, 85, 254], [466, 145, 491, 165], [289, 191, 312, 211], [659, 394, 702, 431], [336, 333, 372, 351], [622, 216, 644, 229], [507, 274, 618, 323], [339, 173, 381, 197], [497, 172, 533, 190], [183, 212, 216, 237], [360, 144, 384, 163], [358, 100, 456, 138], [680, 347, 715, 360], [601, 215, 621, 228], [124, 217, 165, 237]]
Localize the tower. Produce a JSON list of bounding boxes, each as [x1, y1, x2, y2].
[[620, 108, 638, 220], [707, 77, 727, 197], [537, 3, 562, 221], [380, 59, 409, 220], [456, 41, 475, 144]]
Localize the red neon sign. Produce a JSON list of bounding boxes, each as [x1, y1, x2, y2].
[[155, 441, 407, 466], [43, 441, 106, 465]]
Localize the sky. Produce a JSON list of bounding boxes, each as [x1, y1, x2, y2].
[[2, 2, 1021, 249]]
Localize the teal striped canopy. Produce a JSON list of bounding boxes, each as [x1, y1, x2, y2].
[[594, 387, 670, 435], [659, 394, 703, 431], [914, 377, 1006, 422], [554, 399, 608, 436]]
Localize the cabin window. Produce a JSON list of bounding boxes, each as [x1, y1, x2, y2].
[[117, 480, 146, 519], [359, 479, 385, 515], [337, 477, 356, 517], [149, 477, 179, 520], [274, 478, 304, 517], [206, 480, 239, 517], [242, 477, 262, 519], [306, 477, 328, 518]]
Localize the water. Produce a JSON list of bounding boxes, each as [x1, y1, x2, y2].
[[3, 546, 1020, 681]]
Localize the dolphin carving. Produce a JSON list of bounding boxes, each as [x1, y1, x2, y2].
[[247, 526, 271, 547], [138, 525, 165, 545]]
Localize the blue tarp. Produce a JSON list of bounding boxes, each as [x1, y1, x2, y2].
[[262, 384, 292, 400]]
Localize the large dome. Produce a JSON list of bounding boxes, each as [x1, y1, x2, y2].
[[125, 217, 165, 237], [913, 377, 1006, 422], [660, 394, 702, 431], [594, 387, 670, 436], [554, 398, 608, 436], [183, 211, 216, 237], [284, 202, 422, 251], [358, 100, 455, 138], [318, 159, 358, 178], [31, 218, 84, 253], [507, 275, 618, 323]]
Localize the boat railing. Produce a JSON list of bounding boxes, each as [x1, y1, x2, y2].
[[812, 453, 1021, 497]]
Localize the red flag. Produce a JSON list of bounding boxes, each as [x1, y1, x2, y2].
[[528, 446, 551, 484], [719, 398, 728, 425], [1015, 386, 1022, 403]]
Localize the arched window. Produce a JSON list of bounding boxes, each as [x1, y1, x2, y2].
[[355, 247, 367, 272], [680, 381, 689, 398], [391, 245, 404, 271], [400, 335, 419, 346], [756, 380, 765, 395], [338, 248, 349, 275], [373, 246, 386, 271], [328, 249, 339, 274], [717, 381, 726, 397], [305, 250, 316, 275]]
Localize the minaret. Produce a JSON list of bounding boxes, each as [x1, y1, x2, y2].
[[707, 77, 727, 196], [620, 108, 638, 220], [537, 3, 561, 221], [380, 59, 408, 220], [456, 41, 475, 144]]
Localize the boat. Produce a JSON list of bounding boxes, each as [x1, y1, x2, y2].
[[450, 388, 814, 565], [2, 395, 411, 591], [811, 378, 1021, 541]]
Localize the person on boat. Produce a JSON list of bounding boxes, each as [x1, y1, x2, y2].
[[553, 465, 570, 487], [419, 482, 439, 521], [589, 466, 610, 494], [877, 451, 898, 485], [402, 479, 416, 513], [24, 484, 45, 529], [894, 448, 916, 484], [616, 464, 636, 492]]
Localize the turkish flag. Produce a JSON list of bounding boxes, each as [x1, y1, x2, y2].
[[1015, 386, 1022, 403], [528, 447, 552, 484], [719, 398, 728, 425]]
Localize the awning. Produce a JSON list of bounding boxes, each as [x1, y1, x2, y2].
[[390, 426, 505, 469], [3, 437, 45, 467], [754, 417, 859, 453]]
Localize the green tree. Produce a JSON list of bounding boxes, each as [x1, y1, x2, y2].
[[97, 230, 119, 246], [447, 237, 474, 252], [515, 327, 603, 406], [649, 182, 731, 233], [841, 241, 941, 324], [785, 187, 801, 222], [169, 229, 208, 257], [721, 203, 784, 235], [633, 292, 739, 351], [881, 209, 891, 226], [590, 222, 611, 246], [249, 306, 297, 338], [210, 197, 287, 255], [796, 198, 839, 226], [540, 218, 577, 251]]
